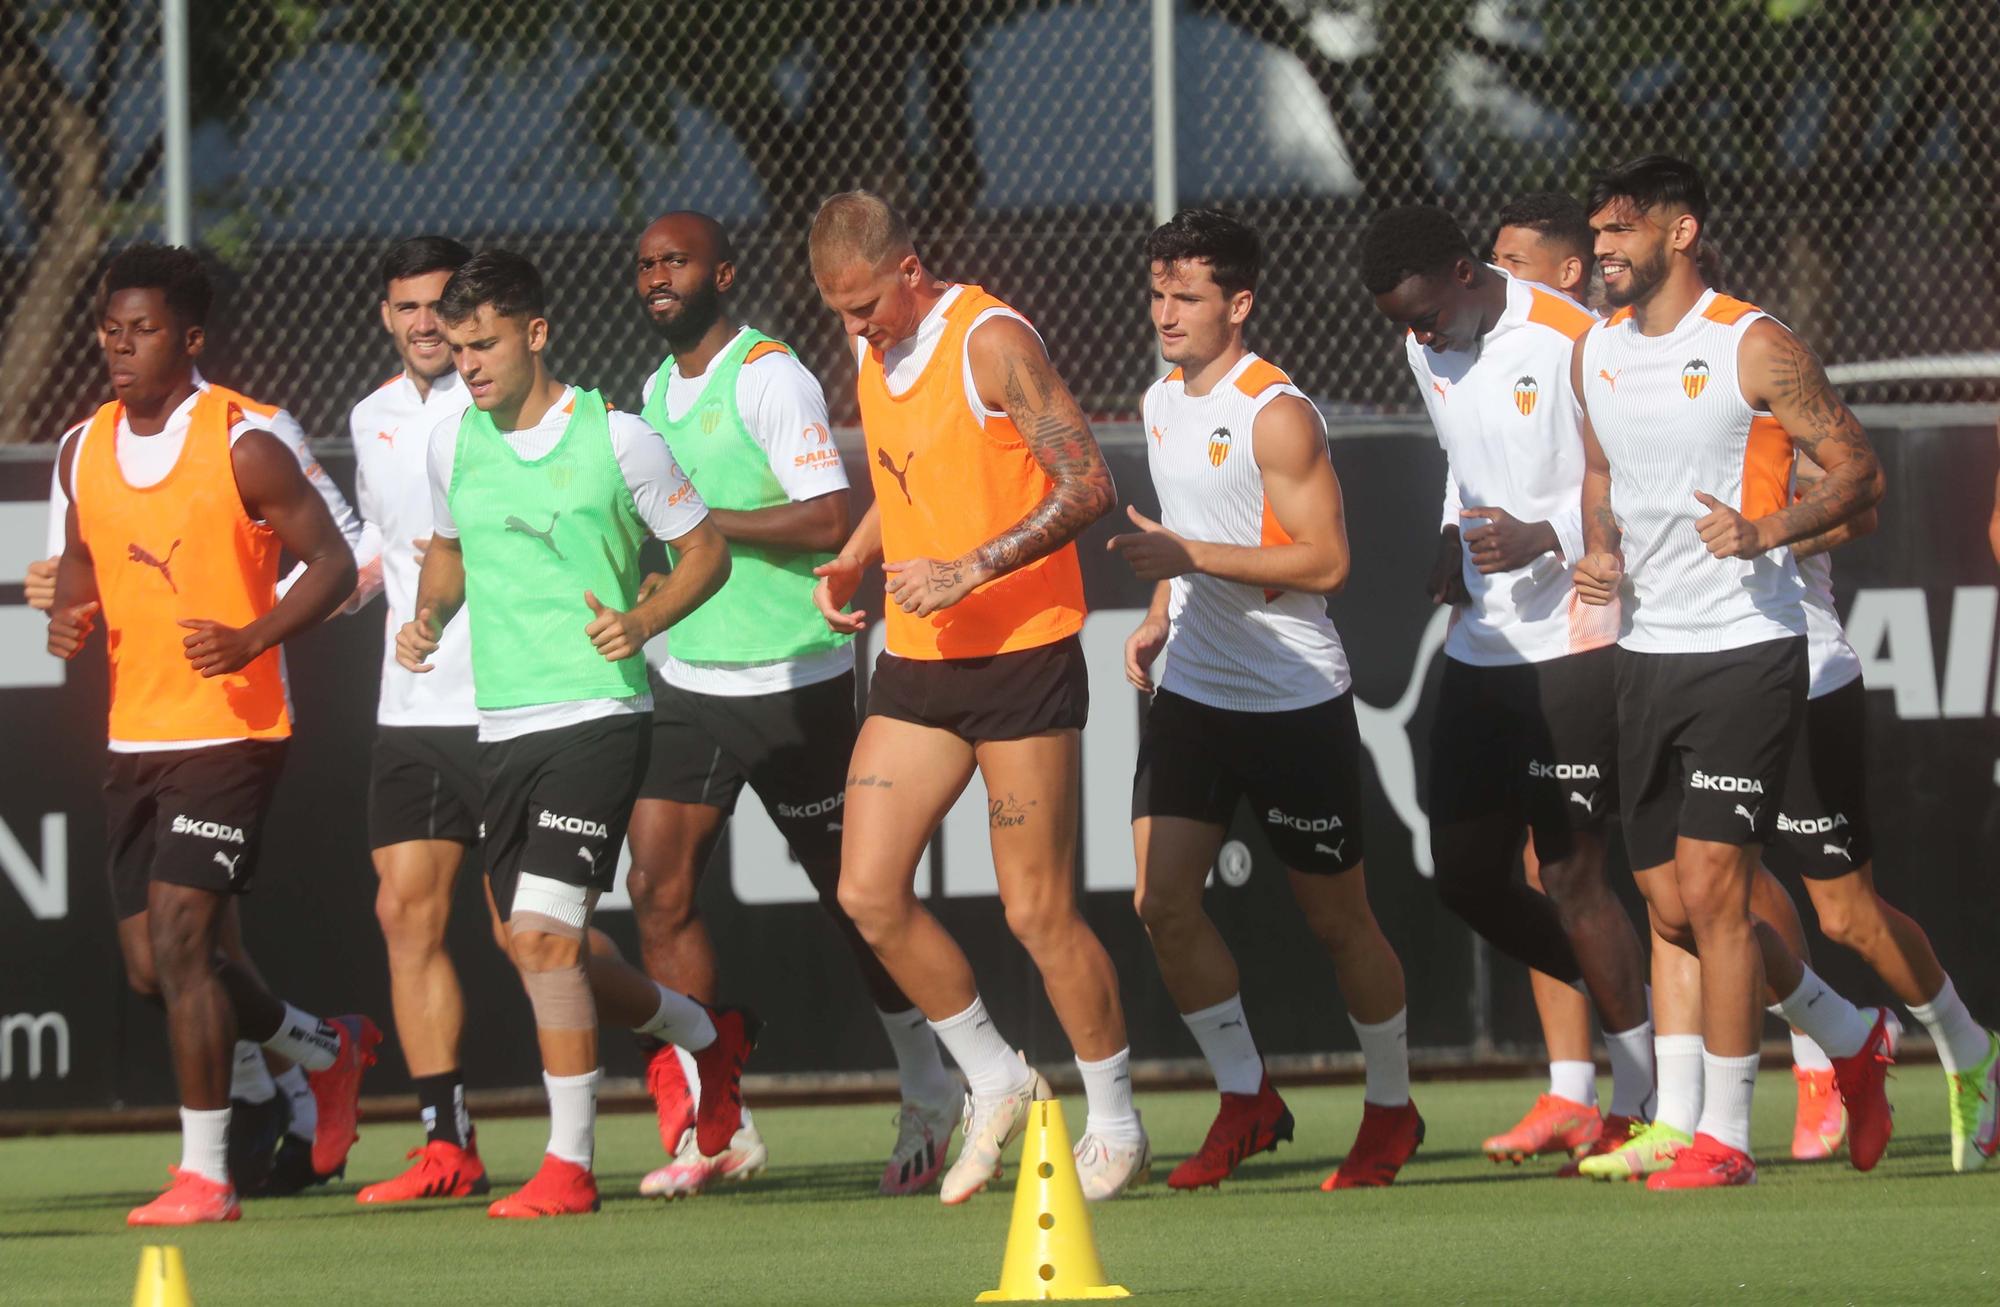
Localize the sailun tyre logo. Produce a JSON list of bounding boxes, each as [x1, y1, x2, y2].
[[171, 815, 245, 843], [1690, 770, 1763, 793], [537, 811, 608, 838]]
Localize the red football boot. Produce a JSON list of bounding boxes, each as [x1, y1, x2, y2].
[[1557, 1113, 1643, 1177], [1321, 1101, 1425, 1190], [691, 1007, 762, 1157], [487, 1153, 599, 1219], [1482, 1094, 1602, 1165], [1645, 1132, 1756, 1190], [1790, 1068, 1845, 1161], [646, 1043, 696, 1157], [308, 1014, 383, 1176], [1168, 1075, 1296, 1190], [356, 1134, 490, 1204], [1831, 1008, 1901, 1172], [128, 1167, 241, 1227]]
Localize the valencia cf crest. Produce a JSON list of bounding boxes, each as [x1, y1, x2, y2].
[[1682, 359, 1711, 399], [1513, 376, 1539, 416], [699, 404, 723, 436], [1207, 427, 1233, 466]]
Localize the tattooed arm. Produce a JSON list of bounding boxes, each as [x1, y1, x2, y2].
[[1572, 333, 1623, 605], [881, 315, 1115, 617], [1697, 320, 1884, 559], [1788, 453, 1878, 559]]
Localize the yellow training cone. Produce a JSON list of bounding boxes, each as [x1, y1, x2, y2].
[[976, 1099, 1130, 1301], [132, 1245, 194, 1307]]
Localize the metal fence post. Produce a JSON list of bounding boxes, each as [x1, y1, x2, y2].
[[161, 0, 191, 246]]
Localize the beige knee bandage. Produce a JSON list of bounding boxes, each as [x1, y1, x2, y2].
[[519, 962, 596, 1030]]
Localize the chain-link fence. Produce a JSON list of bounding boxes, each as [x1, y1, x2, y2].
[[3, 1, 1997, 447]]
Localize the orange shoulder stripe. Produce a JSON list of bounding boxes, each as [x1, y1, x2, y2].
[[1701, 294, 1762, 326], [1605, 306, 1635, 326], [1165, 366, 1184, 383], [377, 372, 405, 391], [745, 340, 793, 365], [1526, 288, 1596, 340], [1233, 359, 1293, 399]]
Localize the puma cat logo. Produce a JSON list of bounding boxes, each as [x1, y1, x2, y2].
[[504, 513, 565, 560], [877, 448, 915, 504], [129, 539, 181, 592], [1598, 368, 1621, 392]]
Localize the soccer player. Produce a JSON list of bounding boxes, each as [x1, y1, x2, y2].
[[335, 236, 500, 1204], [1571, 155, 1892, 1189], [623, 211, 959, 1198], [1360, 203, 1657, 1175], [1116, 209, 1420, 1191], [394, 250, 753, 1218], [808, 191, 1146, 1203], [45, 245, 377, 1225]]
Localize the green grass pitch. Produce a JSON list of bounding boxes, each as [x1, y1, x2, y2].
[[2, 1073, 1992, 1305]]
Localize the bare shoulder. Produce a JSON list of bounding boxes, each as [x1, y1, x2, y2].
[[1251, 393, 1328, 473], [966, 311, 1047, 374]]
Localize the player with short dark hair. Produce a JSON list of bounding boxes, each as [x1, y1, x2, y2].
[[622, 211, 960, 1199], [341, 234, 503, 1204], [47, 243, 378, 1226], [1491, 192, 1595, 305], [1359, 205, 1659, 1174], [395, 249, 752, 1218], [1572, 155, 1895, 1189], [1118, 208, 1422, 1191]]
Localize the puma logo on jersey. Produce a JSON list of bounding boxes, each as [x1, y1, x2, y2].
[[877, 448, 915, 503], [1733, 802, 1761, 829], [504, 513, 565, 560], [1431, 380, 1448, 402], [1682, 359, 1711, 399], [576, 845, 598, 872], [1314, 840, 1346, 859], [375, 429, 396, 446], [537, 810, 607, 838], [1149, 424, 1165, 445], [1569, 790, 1598, 812], [129, 539, 181, 592], [212, 850, 243, 878], [1598, 368, 1621, 392], [1821, 840, 1854, 861], [172, 815, 245, 843]]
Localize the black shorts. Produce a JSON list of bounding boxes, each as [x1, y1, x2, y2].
[[1427, 647, 1617, 861], [367, 725, 482, 850], [478, 715, 650, 921], [1132, 688, 1365, 874], [867, 635, 1089, 742], [641, 671, 856, 868], [1615, 637, 1807, 870], [1765, 677, 1872, 880], [103, 740, 289, 919]]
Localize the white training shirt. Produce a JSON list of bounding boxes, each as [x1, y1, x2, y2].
[[1580, 288, 1807, 653], [1141, 351, 1352, 712], [54, 376, 365, 753], [1407, 270, 1618, 666], [858, 283, 1039, 412], [349, 368, 477, 728], [1799, 550, 1863, 698], [639, 328, 853, 696], [427, 386, 709, 742]]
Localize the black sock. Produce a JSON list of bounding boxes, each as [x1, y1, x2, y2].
[[414, 1072, 469, 1148]]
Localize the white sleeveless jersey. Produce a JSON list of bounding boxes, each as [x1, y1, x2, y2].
[[1408, 270, 1619, 666], [1580, 289, 1806, 653], [1141, 352, 1350, 711], [1799, 550, 1862, 698]]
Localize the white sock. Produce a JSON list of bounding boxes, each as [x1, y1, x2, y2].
[[1076, 1047, 1143, 1142], [1695, 1050, 1759, 1155], [179, 1106, 231, 1184], [1774, 966, 1872, 1059], [1789, 1030, 1832, 1072], [263, 1004, 340, 1071], [1654, 1034, 1705, 1135], [1349, 1009, 1411, 1108], [1548, 1060, 1597, 1108], [1183, 995, 1264, 1096], [929, 997, 1031, 1100], [1604, 1022, 1657, 1119], [544, 1069, 600, 1168], [878, 1007, 958, 1106], [230, 1042, 276, 1104], [1908, 977, 1992, 1074], [274, 1065, 315, 1140], [635, 983, 716, 1051]]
